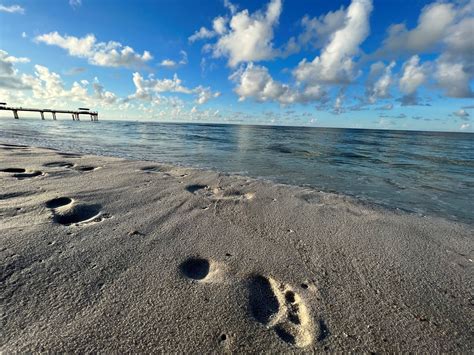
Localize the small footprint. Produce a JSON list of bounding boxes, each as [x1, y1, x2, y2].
[[186, 184, 209, 194], [179, 257, 211, 280], [248, 275, 314, 348]]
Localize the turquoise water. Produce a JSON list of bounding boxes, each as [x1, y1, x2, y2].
[[1, 118, 473, 224]]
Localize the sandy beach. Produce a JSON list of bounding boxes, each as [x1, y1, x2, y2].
[[1, 142, 473, 352]]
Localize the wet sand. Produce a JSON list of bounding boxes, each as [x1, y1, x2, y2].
[[1, 143, 473, 352]]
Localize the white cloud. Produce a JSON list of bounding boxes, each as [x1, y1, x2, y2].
[[0, 49, 118, 109], [0, 4, 24, 14], [374, 1, 473, 99], [214, 0, 282, 67], [0, 50, 31, 90], [398, 55, 427, 105], [293, 0, 373, 85], [230, 63, 326, 104], [435, 59, 473, 98], [129, 72, 220, 105], [376, 2, 455, 56], [460, 122, 471, 130], [35, 32, 152, 68], [366, 61, 396, 103], [21, 31, 27, 38], [452, 109, 470, 119], [296, 8, 346, 49], [224, 0, 238, 15], [188, 27, 216, 42], [69, 0, 82, 8], [159, 50, 188, 68], [195, 86, 221, 104], [160, 59, 177, 68], [190, 0, 282, 67], [213, 16, 228, 35]]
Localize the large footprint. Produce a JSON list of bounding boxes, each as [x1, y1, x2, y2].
[[248, 275, 313, 348], [44, 197, 107, 225]]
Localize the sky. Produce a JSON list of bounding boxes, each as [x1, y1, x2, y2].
[[0, 0, 473, 131]]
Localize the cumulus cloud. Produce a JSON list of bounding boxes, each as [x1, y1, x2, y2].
[[35, 32, 152, 68], [366, 61, 396, 103], [24, 65, 117, 107], [230, 63, 326, 105], [0, 49, 118, 109], [293, 0, 373, 85], [398, 55, 427, 105], [190, 0, 282, 67], [460, 122, 471, 130], [129, 72, 220, 105], [0, 4, 24, 14], [375, 1, 473, 98]]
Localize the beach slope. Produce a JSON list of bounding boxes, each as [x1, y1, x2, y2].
[[1, 144, 472, 352]]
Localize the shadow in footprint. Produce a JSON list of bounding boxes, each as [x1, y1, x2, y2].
[[186, 184, 208, 194], [45, 197, 72, 209], [249, 275, 280, 325], [140, 166, 163, 173], [180, 258, 210, 280], [15, 171, 43, 179], [1, 168, 43, 179], [53, 203, 102, 225], [74, 166, 96, 172], [43, 162, 74, 168], [1, 168, 26, 173]]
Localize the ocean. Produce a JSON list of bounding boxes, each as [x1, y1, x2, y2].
[[1, 118, 473, 224]]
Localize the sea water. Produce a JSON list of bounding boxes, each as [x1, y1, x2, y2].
[[1, 118, 473, 224]]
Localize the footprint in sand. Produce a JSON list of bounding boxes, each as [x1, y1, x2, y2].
[[178, 257, 222, 282], [180, 257, 210, 280], [140, 166, 165, 173], [248, 275, 314, 348], [45, 196, 107, 226], [185, 184, 255, 201], [43, 161, 75, 169], [0, 168, 44, 179]]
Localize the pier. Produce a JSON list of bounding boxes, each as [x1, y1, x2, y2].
[[0, 103, 99, 121]]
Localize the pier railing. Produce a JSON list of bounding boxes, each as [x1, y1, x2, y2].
[[0, 105, 99, 121]]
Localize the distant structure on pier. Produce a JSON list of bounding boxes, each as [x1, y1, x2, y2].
[[0, 102, 98, 121]]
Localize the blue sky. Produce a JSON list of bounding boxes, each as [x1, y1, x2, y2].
[[0, 0, 473, 131]]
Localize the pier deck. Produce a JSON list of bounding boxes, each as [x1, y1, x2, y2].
[[0, 105, 99, 121]]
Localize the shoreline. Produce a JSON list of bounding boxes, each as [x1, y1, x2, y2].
[[1, 143, 473, 352], [1, 139, 471, 226]]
